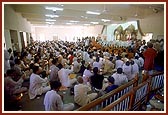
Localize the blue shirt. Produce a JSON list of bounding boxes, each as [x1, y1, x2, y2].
[[105, 85, 118, 93]]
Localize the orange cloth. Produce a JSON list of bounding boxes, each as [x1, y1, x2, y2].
[[69, 74, 77, 79]]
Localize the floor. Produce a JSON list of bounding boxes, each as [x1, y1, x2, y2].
[[20, 87, 80, 111], [5, 70, 164, 111]]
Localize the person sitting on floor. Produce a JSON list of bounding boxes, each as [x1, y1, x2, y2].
[[4, 69, 27, 95], [49, 58, 60, 82], [74, 76, 97, 106], [104, 76, 118, 93], [82, 64, 93, 85], [44, 81, 74, 111], [29, 65, 50, 99], [58, 64, 77, 88], [90, 67, 104, 91], [111, 68, 128, 86], [78, 60, 86, 75]]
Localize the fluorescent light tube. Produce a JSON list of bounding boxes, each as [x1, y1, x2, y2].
[[45, 19, 56, 21], [70, 20, 79, 23], [45, 22, 55, 24], [66, 23, 72, 25], [45, 6, 63, 11], [90, 22, 99, 24], [84, 24, 90, 26], [45, 14, 59, 18], [86, 11, 100, 15], [101, 19, 111, 22]]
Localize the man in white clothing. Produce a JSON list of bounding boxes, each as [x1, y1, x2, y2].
[[93, 57, 102, 70], [111, 68, 128, 86], [29, 65, 51, 99], [83, 64, 93, 85], [44, 81, 74, 111], [58, 64, 77, 87], [74, 77, 97, 106], [49, 58, 59, 82], [73, 59, 81, 73], [115, 56, 124, 69], [130, 60, 139, 80], [122, 61, 132, 80], [4, 69, 27, 95]]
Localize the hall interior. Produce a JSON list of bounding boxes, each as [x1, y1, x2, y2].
[[3, 2, 165, 112]]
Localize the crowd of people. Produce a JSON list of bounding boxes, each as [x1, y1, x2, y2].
[[4, 36, 164, 111]]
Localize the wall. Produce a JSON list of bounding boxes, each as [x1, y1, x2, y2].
[[139, 11, 164, 40], [32, 25, 103, 42], [4, 4, 32, 51]]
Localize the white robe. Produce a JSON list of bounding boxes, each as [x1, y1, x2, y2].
[[74, 84, 97, 106], [111, 73, 128, 86], [122, 64, 132, 80], [58, 68, 76, 87], [138, 57, 144, 68], [83, 69, 93, 84], [93, 61, 102, 70], [29, 73, 50, 99], [49, 65, 59, 81], [73, 61, 81, 73], [131, 63, 139, 80], [115, 60, 124, 69], [44, 90, 74, 111]]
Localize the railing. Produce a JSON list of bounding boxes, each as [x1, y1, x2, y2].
[[101, 91, 133, 111], [131, 79, 150, 110], [101, 80, 150, 111], [76, 72, 164, 111], [149, 72, 164, 92], [77, 76, 138, 111]]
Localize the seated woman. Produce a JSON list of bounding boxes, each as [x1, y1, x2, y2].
[[29, 65, 51, 99]]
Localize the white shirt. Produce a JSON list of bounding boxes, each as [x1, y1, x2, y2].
[[83, 69, 93, 78], [73, 61, 81, 73], [131, 63, 139, 80], [138, 57, 144, 68], [93, 61, 102, 70], [122, 64, 132, 80], [83, 51, 89, 62], [49, 65, 59, 81], [58, 68, 73, 87], [111, 73, 128, 86], [44, 90, 63, 111], [83, 69, 93, 84], [115, 60, 124, 69], [29, 73, 48, 99], [134, 59, 141, 68]]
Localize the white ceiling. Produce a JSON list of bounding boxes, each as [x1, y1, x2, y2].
[[8, 3, 164, 26]]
